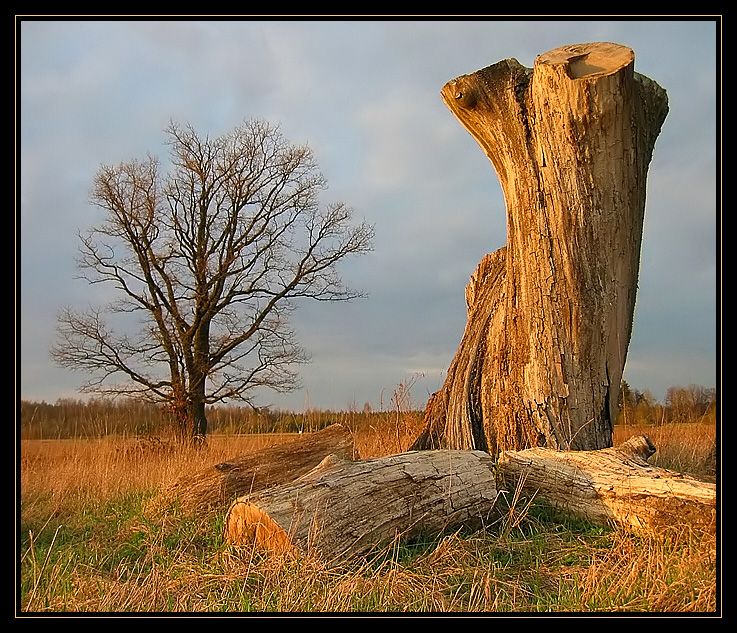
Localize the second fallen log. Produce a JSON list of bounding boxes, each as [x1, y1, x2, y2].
[[496, 435, 717, 533], [224, 450, 500, 563], [160, 424, 356, 513]]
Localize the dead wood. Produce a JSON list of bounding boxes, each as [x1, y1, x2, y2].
[[221, 434, 715, 563], [412, 42, 669, 453], [155, 424, 356, 514], [223, 450, 500, 563], [156, 45, 713, 566], [496, 435, 716, 533]]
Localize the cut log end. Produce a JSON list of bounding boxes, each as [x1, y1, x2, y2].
[[537, 42, 634, 79], [224, 499, 297, 555]]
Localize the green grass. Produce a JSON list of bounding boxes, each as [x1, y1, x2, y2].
[[18, 488, 717, 613]]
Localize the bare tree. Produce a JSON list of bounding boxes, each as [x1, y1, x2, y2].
[[52, 119, 373, 440]]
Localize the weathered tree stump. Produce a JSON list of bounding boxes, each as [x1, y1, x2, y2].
[[158, 424, 356, 513], [223, 450, 499, 563], [412, 42, 669, 454], [496, 435, 716, 533]]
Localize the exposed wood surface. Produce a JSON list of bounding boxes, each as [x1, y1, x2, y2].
[[496, 435, 716, 533], [412, 42, 669, 454], [222, 435, 715, 563], [158, 424, 356, 513], [223, 450, 500, 563]]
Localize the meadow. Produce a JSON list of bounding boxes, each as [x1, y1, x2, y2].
[[18, 400, 718, 614]]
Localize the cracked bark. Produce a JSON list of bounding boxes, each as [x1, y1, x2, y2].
[[221, 435, 715, 563], [496, 435, 716, 533], [152, 424, 356, 514], [223, 449, 499, 563], [411, 42, 668, 454]]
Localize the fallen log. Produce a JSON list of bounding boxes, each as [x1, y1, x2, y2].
[[157, 424, 356, 513], [496, 435, 717, 533], [222, 435, 716, 563], [223, 450, 500, 563]]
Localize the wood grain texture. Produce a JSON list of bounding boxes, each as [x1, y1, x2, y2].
[[224, 450, 499, 562], [413, 43, 668, 454], [223, 435, 715, 563], [157, 424, 356, 513], [496, 435, 716, 533]]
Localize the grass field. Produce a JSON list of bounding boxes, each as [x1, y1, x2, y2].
[[18, 415, 719, 614]]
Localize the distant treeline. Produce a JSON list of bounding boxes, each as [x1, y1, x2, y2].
[[18, 382, 716, 440], [617, 382, 716, 427], [17, 397, 392, 440]]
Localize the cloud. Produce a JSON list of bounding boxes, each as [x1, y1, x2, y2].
[[19, 19, 719, 412]]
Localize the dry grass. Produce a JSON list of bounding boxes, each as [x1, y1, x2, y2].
[[612, 421, 717, 478], [19, 434, 297, 514], [18, 416, 719, 614]]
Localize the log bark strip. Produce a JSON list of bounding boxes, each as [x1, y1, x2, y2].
[[224, 450, 500, 563], [412, 42, 669, 454], [158, 424, 356, 513], [496, 435, 716, 533]]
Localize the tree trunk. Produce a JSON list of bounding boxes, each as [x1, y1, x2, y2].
[[411, 43, 669, 454], [153, 423, 356, 514], [188, 394, 208, 441], [222, 436, 715, 564], [223, 450, 499, 563], [189, 322, 210, 440], [496, 435, 716, 533]]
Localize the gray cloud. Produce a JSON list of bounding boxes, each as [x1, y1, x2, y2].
[[19, 18, 719, 410]]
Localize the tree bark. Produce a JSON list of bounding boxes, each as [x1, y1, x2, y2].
[[496, 435, 717, 533], [188, 390, 208, 441], [188, 316, 211, 440], [155, 424, 356, 514], [222, 436, 715, 563], [412, 43, 669, 454], [223, 450, 499, 563]]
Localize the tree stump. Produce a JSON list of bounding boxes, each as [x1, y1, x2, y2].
[[156, 424, 356, 513], [412, 43, 669, 454], [223, 450, 500, 563]]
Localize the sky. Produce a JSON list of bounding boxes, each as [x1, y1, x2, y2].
[[18, 17, 720, 413]]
